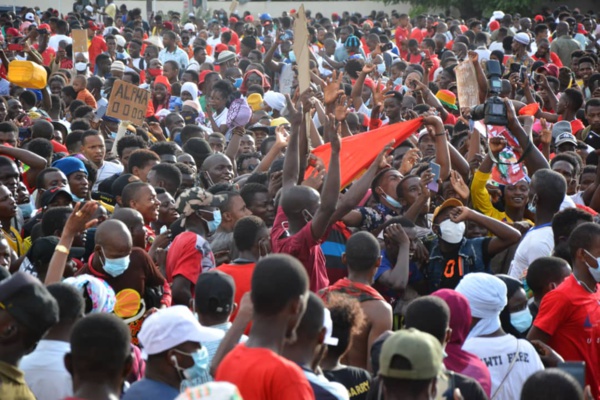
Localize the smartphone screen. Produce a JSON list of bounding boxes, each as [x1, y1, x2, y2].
[[519, 65, 527, 83], [428, 161, 441, 192], [557, 362, 585, 389]]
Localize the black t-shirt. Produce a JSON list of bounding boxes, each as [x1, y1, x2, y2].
[[324, 367, 371, 400], [439, 237, 492, 290]]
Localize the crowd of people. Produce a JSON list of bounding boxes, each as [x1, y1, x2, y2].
[[0, 2, 600, 400]]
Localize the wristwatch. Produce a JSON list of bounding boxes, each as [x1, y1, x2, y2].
[[55, 245, 69, 254]]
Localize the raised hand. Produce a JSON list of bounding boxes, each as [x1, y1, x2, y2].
[[384, 223, 409, 245], [399, 148, 421, 175], [323, 70, 344, 105], [334, 94, 349, 121], [450, 170, 469, 200], [449, 206, 471, 223], [540, 118, 553, 145]]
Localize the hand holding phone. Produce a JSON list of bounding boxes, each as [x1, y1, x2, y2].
[[428, 161, 441, 192]]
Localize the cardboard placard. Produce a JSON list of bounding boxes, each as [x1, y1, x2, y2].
[[455, 61, 480, 109], [229, 0, 238, 13], [107, 80, 150, 126], [293, 4, 310, 92], [72, 30, 88, 54]]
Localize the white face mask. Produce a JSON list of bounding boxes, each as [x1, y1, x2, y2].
[[75, 62, 88, 71], [377, 63, 386, 74], [439, 220, 465, 244], [584, 250, 600, 282]]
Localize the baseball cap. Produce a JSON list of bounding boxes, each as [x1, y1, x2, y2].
[[379, 328, 443, 380], [24, 12, 35, 22], [115, 35, 126, 48], [259, 13, 272, 21], [514, 32, 530, 45], [195, 271, 235, 314], [215, 50, 236, 65], [552, 120, 572, 139], [432, 198, 463, 222], [87, 20, 100, 31], [176, 187, 226, 217], [0, 272, 59, 338], [85, 5, 94, 12], [199, 70, 215, 85], [536, 64, 559, 78], [38, 23, 51, 32], [184, 22, 196, 32], [6, 27, 22, 37], [555, 132, 577, 147], [52, 156, 87, 178], [41, 187, 74, 208], [270, 117, 290, 127], [138, 305, 224, 358], [163, 21, 174, 31], [323, 308, 339, 346]]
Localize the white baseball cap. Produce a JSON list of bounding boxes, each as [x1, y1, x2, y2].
[[24, 12, 35, 22], [138, 305, 224, 358], [115, 35, 126, 48], [184, 22, 196, 32], [323, 308, 339, 346]]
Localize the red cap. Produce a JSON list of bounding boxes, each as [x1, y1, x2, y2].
[[290, 9, 296, 14], [6, 27, 22, 37], [244, 15, 254, 22], [199, 70, 212, 85], [537, 64, 559, 78], [154, 75, 171, 93], [577, 23, 587, 35], [163, 21, 174, 31], [489, 20, 500, 32], [332, 12, 339, 21], [229, 17, 238, 24], [38, 23, 51, 31], [215, 43, 228, 53], [534, 15, 544, 22], [87, 20, 100, 31]]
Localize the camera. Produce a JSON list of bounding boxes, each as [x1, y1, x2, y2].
[[470, 60, 508, 126]]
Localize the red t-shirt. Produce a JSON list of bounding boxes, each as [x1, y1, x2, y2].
[[410, 27, 424, 43], [215, 344, 315, 400], [32, 44, 56, 66], [166, 231, 215, 290], [270, 206, 329, 292], [394, 26, 410, 59], [534, 275, 600, 399], [89, 35, 107, 70], [215, 261, 255, 322]]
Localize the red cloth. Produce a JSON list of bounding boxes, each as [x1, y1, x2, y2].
[[51, 140, 68, 154], [533, 52, 564, 68], [410, 27, 424, 43], [216, 262, 255, 322], [319, 278, 385, 303], [215, 344, 315, 400], [271, 206, 329, 292], [394, 26, 409, 59], [165, 231, 215, 292], [89, 35, 107, 71], [534, 275, 600, 399], [32, 44, 55, 66]]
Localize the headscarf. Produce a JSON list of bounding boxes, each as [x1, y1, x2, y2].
[[432, 289, 493, 398], [262, 90, 286, 112], [239, 69, 271, 95], [496, 274, 528, 338], [152, 75, 172, 113], [181, 82, 202, 112], [63, 274, 116, 313], [455, 273, 507, 340]]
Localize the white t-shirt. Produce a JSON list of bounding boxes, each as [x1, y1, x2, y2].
[[20, 340, 72, 400], [93, 161, 124, 191], [508, 225, 553, 279], [463, 335, 544, 400], [48, 34, 73, 52]]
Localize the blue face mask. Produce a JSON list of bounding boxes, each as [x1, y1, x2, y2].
[[18, 203, 35, 219], [510, 308, 533, 333], [377, 63, 386, 74], [381, 189, 402, 209], [100, 247, 130, 277], [288, 50, 296, 63], [110, 131, 118, 140], [200, 209, 221, 233], [394, 77, 403, 86], [72, 194, 86, 202], [233, 77, 243, 88], [528, 194, 537, 214], [174, 346, 209, 381]]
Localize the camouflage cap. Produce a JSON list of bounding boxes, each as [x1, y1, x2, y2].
[[176, 187, 226, 217]]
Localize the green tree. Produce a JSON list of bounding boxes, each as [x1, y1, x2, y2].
[[382, 0, 540, 19]]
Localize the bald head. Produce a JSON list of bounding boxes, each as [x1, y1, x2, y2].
[[95, 219, 132, 252], [201, 153, 231, 171], [281, 185, 320, 219], [112, 208, 144, 229], [556, 22, 569, 36]]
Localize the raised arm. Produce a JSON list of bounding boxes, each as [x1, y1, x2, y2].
[[263, 33, 284, 74], [376, 224, 410, 292], [310, 122, 341, 241], [281, 95, 303, 189], [351, 64, 374, 110], [422, 115, 451, 181]]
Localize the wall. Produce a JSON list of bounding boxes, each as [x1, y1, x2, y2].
[[3, 0, 411, 17]]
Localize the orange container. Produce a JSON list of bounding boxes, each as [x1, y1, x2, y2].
[[7, 60, 47, 89]]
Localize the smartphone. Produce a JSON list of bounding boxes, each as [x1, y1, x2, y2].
[[423, 49, 431, 58], [557, 362, 585, 389], [519, 65, 527, 83], [380, 42, 393, 52], [585, 130, 600, 149], [428, 161, 441, 192], [510, 63, 522, 75], [7, 43, 23, 51], [18, 127, 31, 142]]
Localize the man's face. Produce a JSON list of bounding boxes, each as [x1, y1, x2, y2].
[[552, 160, 577, 195], [106, 37, 116, 53], [536, 28, 549, 40], [0, 130, 17, 147], [181, 31, 190, 46], [206, 156, 233, 184], [7, 100, 23, 120], [131, 185, 160, 223], [163, 63, 177, 81], [69, 172, 89, 199], [0, 185, 16, 219], [157, 192, 179, 225], [536, 41, 549, 57], [128, 42, 141, 58], [586, 105, 600, 132], [82, 135, 106, 167], [0, 163, 20, 195], [579, 62, 594, 81], [208, 136, 225, 153], [162, 34, 172, 48], [166, 114, 185, 133], [226, 195, 252, 224], [43, 171, 68, 190]]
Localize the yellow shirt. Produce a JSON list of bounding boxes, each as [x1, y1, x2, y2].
[[470, 170, 533, 225], [3, 226, 24, 257], [0, 361, 36, 400]]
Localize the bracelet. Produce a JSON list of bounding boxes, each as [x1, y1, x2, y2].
[[434, 132, 446, 137], [55, 245, 69, 254]]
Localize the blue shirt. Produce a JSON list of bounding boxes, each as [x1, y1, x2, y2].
[[122, 378, 179, 400], [159, 47, 189, 69]]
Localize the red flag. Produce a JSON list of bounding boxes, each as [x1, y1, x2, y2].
[[305, 118, 423, 188]]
